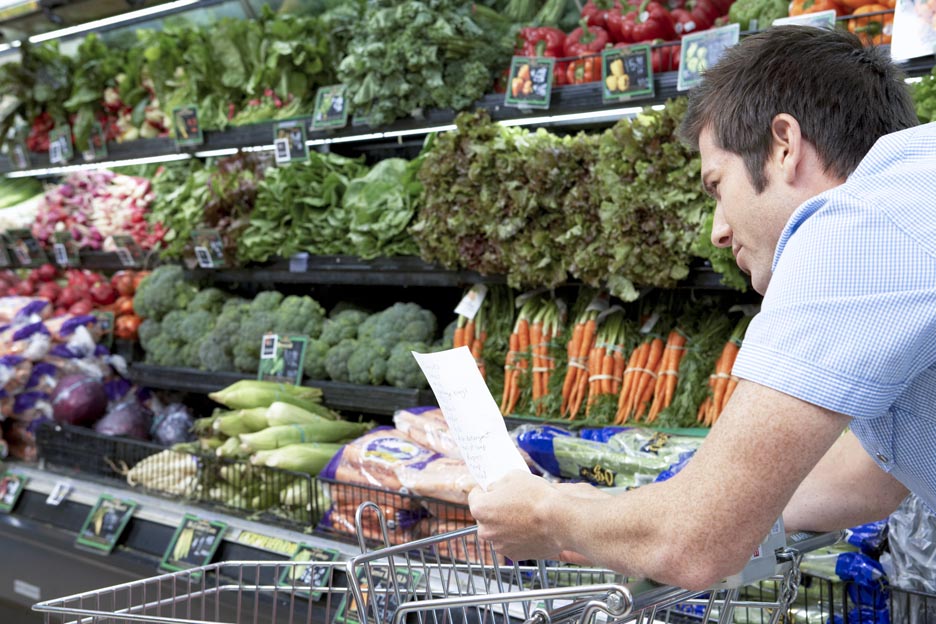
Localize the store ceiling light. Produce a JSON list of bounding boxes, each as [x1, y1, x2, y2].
[[905, 76, 923, 84], [27, 0, 202, 43], [499, 106, 645, 127], [6, 153, 191, 178]]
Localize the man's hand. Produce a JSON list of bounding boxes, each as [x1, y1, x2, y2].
[[469, 473, 614, 562]]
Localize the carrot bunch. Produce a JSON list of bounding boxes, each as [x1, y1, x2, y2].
[[560, 308, 600, 419], [615, 335, 666, 424], [530, 300, 563, 415], [453, 303, 488, 379], [697, 316, 752, 426], [500, 298, 542, 416], [645, 329, 689, 423], [585, 312, 629, 416]]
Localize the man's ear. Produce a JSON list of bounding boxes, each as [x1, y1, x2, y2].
[[769, 113, 804, 186]]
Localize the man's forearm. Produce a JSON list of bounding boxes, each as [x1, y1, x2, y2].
[[783, 430, 908, 532]]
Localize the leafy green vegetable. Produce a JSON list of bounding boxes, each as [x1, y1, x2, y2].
[[913, 66, 936, 123], [344, 158, 422, 259], [690, 212, 749, 291]]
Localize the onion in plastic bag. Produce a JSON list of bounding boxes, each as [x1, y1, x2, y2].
[[150, 403, 195, 447], [93, 399, 152, 440]]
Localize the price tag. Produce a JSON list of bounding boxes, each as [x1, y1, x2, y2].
[[76, 495, 137, 554], [10, 141, 29, 170], [258, 334, 308, 386], [191, 228, 225, 269], [639, 310, 661, 334], [93, 311, 115, 349], [453, 284, 488, 320], [602, 45, 655, 103], [311, 85, 349, 131], [45, 480, 71, 506], [0, 472, 26, 513], [172, 106, 204, 147], [772, 10, 836, 28], [112, 235, 142, 267], [160, 514, 227, 573], [279, 544, 340, 601], [6, 228, 47, 267], [334, 566, 423, 624], [890, 0, 934, 61], [52, 231, 80, 267], [48, 125, 74, 165], [289, 252, 310, 273], [585, 292, 611, 313], [82, 122, 108, 162], [273, 119, 310, 164], [677, 23, 740, 92], [504, 56, 555, 110]]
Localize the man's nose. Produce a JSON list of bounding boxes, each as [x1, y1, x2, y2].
[[711, 205, 732, 248]]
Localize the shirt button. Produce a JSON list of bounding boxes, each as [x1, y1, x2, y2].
[[876, 453, 889, 463]]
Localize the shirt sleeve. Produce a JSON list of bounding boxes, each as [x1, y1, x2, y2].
[[732, 191, 936, 420]]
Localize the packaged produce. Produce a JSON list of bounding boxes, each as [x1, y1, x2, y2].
[[150, 403, 196, 447], [392, 407, 460, 458], [93, 397, 152, 440]]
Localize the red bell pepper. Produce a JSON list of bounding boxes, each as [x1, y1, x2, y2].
[[687, 0, 722, 27], [670, 7, 707, 35], [517, 27, 570, 86], [614, 0, 678, 43], [564, 19, 611, 56], [581, 0, 623, 27]]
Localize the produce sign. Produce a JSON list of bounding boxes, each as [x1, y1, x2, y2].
[[81, 122, 108, 162], [504, 56, 554, 109], [160, 514, 227, 572], [601, 45, 654, 103], [172, 106, 204, 147], [93, 311, 115, 349], [273, 119, 309, 164], [890, 0, 932, 60], [311, 85, 348, 130], [191, 229, 225, 269], [334, 566, 423, 624], [76, 495, 137, 554], [278, 544, 340, 600], [258, 334, 308, 386], [52, 231, 80, 267], [0, 472, 26, 513], [48, 125, 74, 165], [112, 235, 143, 268], [6, 228, 47, 267], [677, 24, 740, 91], [772, 9, 837, 28]]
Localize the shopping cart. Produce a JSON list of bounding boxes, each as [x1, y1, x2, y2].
[[33, 502, 841, 624]]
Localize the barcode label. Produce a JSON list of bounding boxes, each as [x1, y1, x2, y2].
[[194, 246, 213, 268]]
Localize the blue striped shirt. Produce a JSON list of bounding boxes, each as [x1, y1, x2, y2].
[[732, 122, 936, 511]]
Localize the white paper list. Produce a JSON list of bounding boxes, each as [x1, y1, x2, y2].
[[412, 347, 528, 490]]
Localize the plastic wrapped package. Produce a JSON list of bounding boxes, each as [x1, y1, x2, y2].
[[0, 297, 51, 324], [10, 391, 52, 423], [44, 314, 101, 343], [150, 403, 196, 447], [395, 455, 477, 505], [25, 362, 58, 394], [1, 321, 51, 361], [413, 517, 500, 565], [392, 406, 461, 457], [0, 355, 33, 395], [318, 503, 421, 545], [881, 494, 936, 624], [3, 420, 37, 462], [514, 425, 703, 488]]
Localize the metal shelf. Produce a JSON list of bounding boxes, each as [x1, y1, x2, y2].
[[127, 364, 437, 415]]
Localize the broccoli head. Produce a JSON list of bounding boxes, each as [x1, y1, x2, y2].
[[180, 340, 203, 368], [329, 302, 369, 318], [274, 295, 326, 338], [347, 340, 390, 386], [144, 333, 186, 367], [233, 311, 276, 372], [187, 287, 229, 314], [198, 335, 235, 372], [325, 338, 358, 383], [133, 265, 199, 321], [138, 319, 162, 352], [303, 337, 330, 380], [385, 341, 429, 389], [320, 309, 368, 346], [160, 310, 190, 342], [249, 290, 284, 314], [440, 319, 457, 349], [359, 303, 437, 350], [179, 310, 216, 343], [213, 303, 248, 351]]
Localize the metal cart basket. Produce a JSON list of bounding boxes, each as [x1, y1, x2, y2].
[[33, 502, 840, 624]]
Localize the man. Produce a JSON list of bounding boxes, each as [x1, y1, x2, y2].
[[468, 26, 932, 591]]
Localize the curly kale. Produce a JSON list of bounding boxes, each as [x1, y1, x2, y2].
[[320, 309, 368, 346], [347, 340, 389, 386], [324, 338, 358, 382], [133, 265, 199, 321], [303, 337, 330, 380]]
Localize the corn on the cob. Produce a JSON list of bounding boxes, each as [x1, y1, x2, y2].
[[240, 420, 373, 453], [209, 380, 326, 415], [265, 401, 340, 426], [213, 408, 269, 437], [216, 436, 248, 459], [250, 442, 342, 475], [126, 450, 199, 496], [279, 480, 311, 507]]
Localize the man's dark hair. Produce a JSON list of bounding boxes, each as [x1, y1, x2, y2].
[[678, 26, 919, 193]]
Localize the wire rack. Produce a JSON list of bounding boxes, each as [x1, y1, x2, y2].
[[35, 421, 321, 530]]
